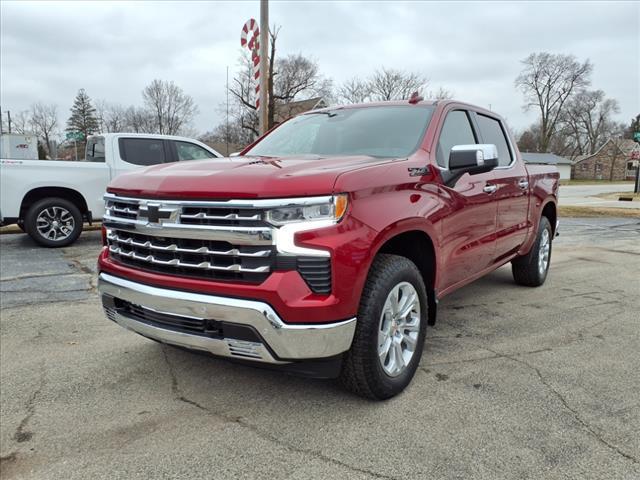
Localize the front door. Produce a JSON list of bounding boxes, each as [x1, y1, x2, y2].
[[436, 110, 498, 292]]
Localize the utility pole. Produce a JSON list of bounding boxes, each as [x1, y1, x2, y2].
[[226, 65, 230, 155], [633, 131, 640, 194], [259, 0, 269, 135], [7, 110, 11, 134]]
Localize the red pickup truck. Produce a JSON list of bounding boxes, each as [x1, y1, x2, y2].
[[98, 99, 559, 399]]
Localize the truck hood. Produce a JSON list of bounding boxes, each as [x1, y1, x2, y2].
[[108, 155, 399, 199]]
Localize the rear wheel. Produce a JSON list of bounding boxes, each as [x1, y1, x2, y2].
[[24, 197, 83, 247], [512, 216, 552, 287], [340, 254, 428, 400]]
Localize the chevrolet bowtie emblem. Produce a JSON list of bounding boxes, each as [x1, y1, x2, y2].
[[138, 203, 179, 224]]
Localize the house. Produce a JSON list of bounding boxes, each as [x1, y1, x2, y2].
[[273, 97, 327, 124], [571, 138, 640, 181], [521, 152, 573, 180]]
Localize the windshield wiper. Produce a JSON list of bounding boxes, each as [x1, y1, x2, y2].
[[307, 111, 338, 118]]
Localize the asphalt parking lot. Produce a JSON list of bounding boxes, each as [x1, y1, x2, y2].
[[1, 217, 639, 480]]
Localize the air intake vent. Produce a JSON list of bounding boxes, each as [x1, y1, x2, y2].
[[297, 257, 332, 294]]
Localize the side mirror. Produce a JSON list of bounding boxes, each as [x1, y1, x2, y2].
[[229, 152, 241, 157], [442, 144, 498, 187], [448, 144, 499, 174]]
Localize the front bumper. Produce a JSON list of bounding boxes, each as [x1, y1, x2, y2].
[[97, 273, 356, 364]]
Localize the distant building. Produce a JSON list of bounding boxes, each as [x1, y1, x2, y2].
[[572, 138, 639, 181], [521, 152, 573, 180]]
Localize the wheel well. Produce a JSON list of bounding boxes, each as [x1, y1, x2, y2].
[[378, 230, 438, 325], [541, 202, 557, 235], [20, 187, 89, 219]]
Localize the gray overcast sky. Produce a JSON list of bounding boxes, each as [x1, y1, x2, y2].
[[1, 0, 638, 136]]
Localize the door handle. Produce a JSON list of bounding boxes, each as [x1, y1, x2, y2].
[[483, 184, 497, 194], [518, 179, 529, 189]]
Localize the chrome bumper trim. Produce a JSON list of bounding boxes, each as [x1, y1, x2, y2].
[[98, 273, 356, 361]]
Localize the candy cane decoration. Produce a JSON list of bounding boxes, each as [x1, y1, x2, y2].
[[240, 19, 261, 110]]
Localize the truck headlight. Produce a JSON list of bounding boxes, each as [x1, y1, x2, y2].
[[265, 194, 348, 226], [270, 194, 348, 257]]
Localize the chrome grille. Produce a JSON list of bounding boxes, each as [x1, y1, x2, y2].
[[180, 207, 265, 227], [105, 197, 140, 220], [102, 193, 334, 291], [107, 230, 273, 282]]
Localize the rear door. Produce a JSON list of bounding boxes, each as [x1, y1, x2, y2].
[[437, 109, 498, 291], [474, 113, 529, 261]]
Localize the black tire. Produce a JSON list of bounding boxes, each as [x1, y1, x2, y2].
[[16, 221, 26, 233], [512, 216, 553, 287], [24, 197, 83, 248], [340, 254, 428, 400]]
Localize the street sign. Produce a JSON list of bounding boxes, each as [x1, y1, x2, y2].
[[66, 131, 84, 141]]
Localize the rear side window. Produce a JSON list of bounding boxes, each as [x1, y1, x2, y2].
[[174, 141, 217, 161], [119, 138, 167, 166], [476, 114, 512, 167], [85, 136, 105, 162], [436, 111, 476, 167]]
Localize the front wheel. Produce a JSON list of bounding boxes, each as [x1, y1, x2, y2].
[[24, 197, 83, 248], [512, 216, 553, 287], [340, 254, 428, 400]]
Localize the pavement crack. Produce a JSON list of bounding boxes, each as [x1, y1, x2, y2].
[[476, 345, 639, 465], [0, 271, 79, 283], [160, 346, 397, 479], [66, 258, 97, 292], [13, 368, 46, 444], [422, 348, 552, 368]]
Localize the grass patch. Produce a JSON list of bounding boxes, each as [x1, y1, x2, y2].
[[559, 179, 635, 186], [559, 206, 640, 218]]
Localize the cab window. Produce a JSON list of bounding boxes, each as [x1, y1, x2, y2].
[[174, 141, 217, 161], [476, 114, 513, 167], [85, 136, 105, 162], [436, 111, 476, 167], [119, 138, 167, 166]]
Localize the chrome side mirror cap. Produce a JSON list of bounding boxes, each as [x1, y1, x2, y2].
[[448, 144, 498, 171], [442, 144, 499, 187]]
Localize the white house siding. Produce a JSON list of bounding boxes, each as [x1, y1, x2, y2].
[[558, 164, 571, 180]]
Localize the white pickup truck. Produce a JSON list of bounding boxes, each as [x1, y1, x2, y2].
[[0, 133, 221, 247]]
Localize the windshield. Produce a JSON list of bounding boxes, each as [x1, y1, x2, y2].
[[246, 105, 435, 158]]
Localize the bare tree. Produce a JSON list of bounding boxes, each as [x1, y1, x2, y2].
[[338, 77, 372, 104], [515, 52, 592, 152], [561, 90, 621, 155], [229, 25, 331, 137], [517, 127, 540, 153], [368, 67, 427, 101], [11, 110, 32, 134], [30, 102, 58, 156], [96, 100, 129, 133], [426, 86, 453, 100], [142, 79, 198, 135], [229, 52, 261, 137], [124, 106, 155, 133]]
